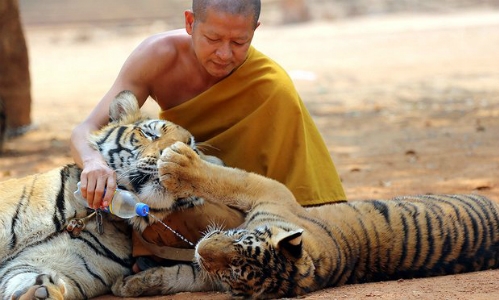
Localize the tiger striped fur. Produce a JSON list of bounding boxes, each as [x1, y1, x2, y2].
[[112, 141, 499, 299], [0, 91, 223, 299]]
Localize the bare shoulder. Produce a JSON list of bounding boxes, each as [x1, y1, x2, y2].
[[120, 29, 193, 87], [135, 29, 191, 61]]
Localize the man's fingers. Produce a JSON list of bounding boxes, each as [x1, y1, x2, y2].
[[102, 177, 117, 208]]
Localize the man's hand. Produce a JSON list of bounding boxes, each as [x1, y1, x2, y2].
[[79, 159, 117, 209]]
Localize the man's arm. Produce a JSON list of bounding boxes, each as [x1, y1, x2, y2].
[[69, 36, 159, 209]]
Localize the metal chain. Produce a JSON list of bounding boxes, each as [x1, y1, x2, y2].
[[149, 214, 195, 247]]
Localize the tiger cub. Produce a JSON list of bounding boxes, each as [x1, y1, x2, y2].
[[0, 91, 232, 300], [113, 141, 499, 299]]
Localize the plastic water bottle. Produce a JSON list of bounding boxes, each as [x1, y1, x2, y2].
[[74, 182, 149, 218]]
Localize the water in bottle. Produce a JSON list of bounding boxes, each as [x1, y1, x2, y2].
[[73, 183, 194, 245], [74, 182, 149, 218]]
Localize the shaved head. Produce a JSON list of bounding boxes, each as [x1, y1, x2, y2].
[[192, 0, 261, 28]]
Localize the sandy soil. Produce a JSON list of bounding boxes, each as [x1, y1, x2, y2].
[[1, 8, 499, 300]]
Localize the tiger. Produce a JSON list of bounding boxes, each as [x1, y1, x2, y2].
[[0, 90, 237, 300], [112, 141, 499, 299]]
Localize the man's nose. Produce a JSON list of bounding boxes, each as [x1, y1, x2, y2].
[[216, 43, 232, 60]]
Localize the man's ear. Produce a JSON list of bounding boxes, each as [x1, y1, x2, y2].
[[255, 21, 261, 30], [184, 10, 195, 35]]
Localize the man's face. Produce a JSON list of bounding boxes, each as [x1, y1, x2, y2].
[[186, 8, 258, 78]]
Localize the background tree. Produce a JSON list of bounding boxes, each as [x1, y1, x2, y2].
[[0, 0, 32, 150]]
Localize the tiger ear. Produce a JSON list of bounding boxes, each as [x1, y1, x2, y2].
[[275, 229, 304, 258], [109, 90, 141, 123]]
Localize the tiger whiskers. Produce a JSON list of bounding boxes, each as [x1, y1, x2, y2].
[[196, 142, 220, 153], [111, 164, 135, 183], [201, 223, 226, 238], [115, 164, 154, 186]]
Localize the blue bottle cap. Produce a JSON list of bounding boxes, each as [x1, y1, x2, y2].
[[135, 203, 150, 217]]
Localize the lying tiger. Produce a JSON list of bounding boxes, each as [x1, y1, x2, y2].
[[0, 91, 242, 299], [3, 90, 499, 299], [112, 140, 499, 299]]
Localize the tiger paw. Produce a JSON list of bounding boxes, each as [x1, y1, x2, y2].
[[11, 274, 65, 300], [111, 269, 166, 297], [158, 141, 204, 198], [111, 274, 146, 297], [112, 265, 206, 296]]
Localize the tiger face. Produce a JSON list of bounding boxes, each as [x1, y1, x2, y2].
[[90, 91, 213, 231], [195, 226, 308, 299]]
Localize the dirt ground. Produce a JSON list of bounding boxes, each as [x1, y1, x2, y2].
[[1, 5, 499, 300]]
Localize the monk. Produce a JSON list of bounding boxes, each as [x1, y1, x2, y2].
[[70, 0, 346, 273]]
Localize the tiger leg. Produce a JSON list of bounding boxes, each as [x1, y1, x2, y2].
[[10, 274, 65, 300], [111, 265, 213, 297], [158, 142, 296, 211]]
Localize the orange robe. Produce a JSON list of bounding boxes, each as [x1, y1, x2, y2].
[[133, 46, 346, 259], [160, 46, 346, 205]]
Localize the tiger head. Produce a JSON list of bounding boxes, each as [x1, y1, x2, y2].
[[89, 90, 220, 229], [195, 225, 315, 299]]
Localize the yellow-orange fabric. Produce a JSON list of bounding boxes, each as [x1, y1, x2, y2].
[[159, 46, 346, 206]]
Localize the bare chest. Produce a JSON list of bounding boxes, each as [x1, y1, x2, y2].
[[149, 70, 214, 110]]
